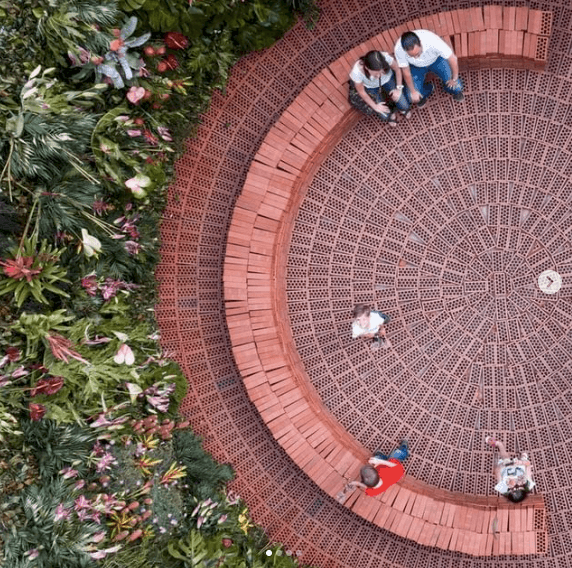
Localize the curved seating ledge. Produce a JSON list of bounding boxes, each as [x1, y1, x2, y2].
[[223, 6, 551, 557]]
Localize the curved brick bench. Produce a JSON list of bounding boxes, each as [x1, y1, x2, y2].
[[223, 6, 551, 557]]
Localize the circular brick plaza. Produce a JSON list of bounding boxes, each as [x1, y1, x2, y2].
[[157, 1, 572, 566]]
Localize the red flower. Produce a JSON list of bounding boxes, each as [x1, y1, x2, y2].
[[0, 257, 42, 282], [29, 403, 47, 421], [164, 32, 189, 50], [31, 376, 64, 397], [143, 46, 156, 57], [5, 347, 20, 362], [81, 275, 99, 296], [222, 538, 233, 548], [156, 60, 168, 73], [165, 54, 179, 70]]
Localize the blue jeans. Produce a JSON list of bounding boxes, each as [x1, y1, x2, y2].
[[408, 56, 464, 99], [375, 441, 409, 462], [364, 72, 410, 114]]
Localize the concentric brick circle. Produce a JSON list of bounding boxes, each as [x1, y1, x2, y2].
[[157, 0, 572, 565], [286, 70, 572, 499]]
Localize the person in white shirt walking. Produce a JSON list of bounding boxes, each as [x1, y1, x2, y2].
[[394, 29, 464, 107]]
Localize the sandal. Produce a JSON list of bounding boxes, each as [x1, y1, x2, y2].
[[401, 110, 412, 119], [387, 112, 397, 127]]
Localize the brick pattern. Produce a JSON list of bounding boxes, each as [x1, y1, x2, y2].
[[156, 0, 571, 565], [221, 6, 551, 558]]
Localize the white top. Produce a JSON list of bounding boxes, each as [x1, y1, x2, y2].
[[349, 54, 393, 88], [394, 29, 453, 68], [494, 462, 536, 494], [352, 311, 387, 338]]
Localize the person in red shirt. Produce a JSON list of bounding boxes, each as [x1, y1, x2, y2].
[[346, 441, 408, 496]]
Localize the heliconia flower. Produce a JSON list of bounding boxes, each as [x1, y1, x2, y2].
[[75, 479, 86, 490], [26, 549, 40, 559], [127, 129, 142, 137], [60, 467, 79, 479], [90, 551, 107, 560], [29, 403, 46, 421], [81, 229, 102, 258], [114, 343, 135, 365], [197, 515, 205, 529], [46, 334, 89, 364], [126, 86, 146, 104], [31, 376, 64, 397], [54, 503, 71, 521], [218, 514, 228, 524]]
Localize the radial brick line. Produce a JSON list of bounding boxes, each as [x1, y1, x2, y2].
[[158, 1, 572, 567]]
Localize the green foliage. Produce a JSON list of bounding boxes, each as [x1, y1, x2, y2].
[[22, 420, 96, 480], [36, 0, 121, 66], [2, 478, 100, 568], [173, 430, 234, 499], [0, 237, 70, 308]]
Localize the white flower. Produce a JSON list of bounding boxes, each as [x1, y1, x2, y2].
[[113, 343, 135, 365], [81, 229, 102, 257], [125, 174, 151, 198]]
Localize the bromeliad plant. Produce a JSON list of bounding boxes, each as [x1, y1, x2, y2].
[[0, 236, 70, 308]]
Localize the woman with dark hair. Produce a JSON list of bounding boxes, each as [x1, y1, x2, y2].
[[486, 436, 535, 503], [348, 50, 410, 125]]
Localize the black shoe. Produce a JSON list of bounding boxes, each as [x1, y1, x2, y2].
[[417, 84, 434, 108], [453, 92, 465, 102]]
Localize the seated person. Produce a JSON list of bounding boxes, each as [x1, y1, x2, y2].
[[348, 50, 411, 125], [351, 304, 391, 351], [486, 436, 535, 503], [342, 441, 409, 499], [394, 29, 464, 106]]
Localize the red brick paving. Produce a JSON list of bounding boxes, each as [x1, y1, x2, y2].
[[157, 1, 572, 566]]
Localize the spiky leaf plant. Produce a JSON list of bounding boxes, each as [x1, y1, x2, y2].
[[2, 478, 101, 568]]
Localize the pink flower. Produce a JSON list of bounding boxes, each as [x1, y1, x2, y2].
[[74, 480, 86, 490], [12, 366, 29, 378], [54, 503, 71, 521], [127, 129, 142, 137], [126, 86, 146, 105], [157, 126, 172, 141], [96, 452, 117, 473], [81, 275, 99, 296], [125, 174, 151, 198], [93, 531, 106, 543], [125, 241, 141, 255], [114, 343, 135, 365], [75, 495, 91, 510], [60, 467, 79, 479]]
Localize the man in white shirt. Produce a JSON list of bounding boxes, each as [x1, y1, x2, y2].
[[394, 29, 464, 106], [351, 304, 391, 351]]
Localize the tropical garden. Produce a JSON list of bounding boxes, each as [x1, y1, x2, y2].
[[0, 0, 318, 566]]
